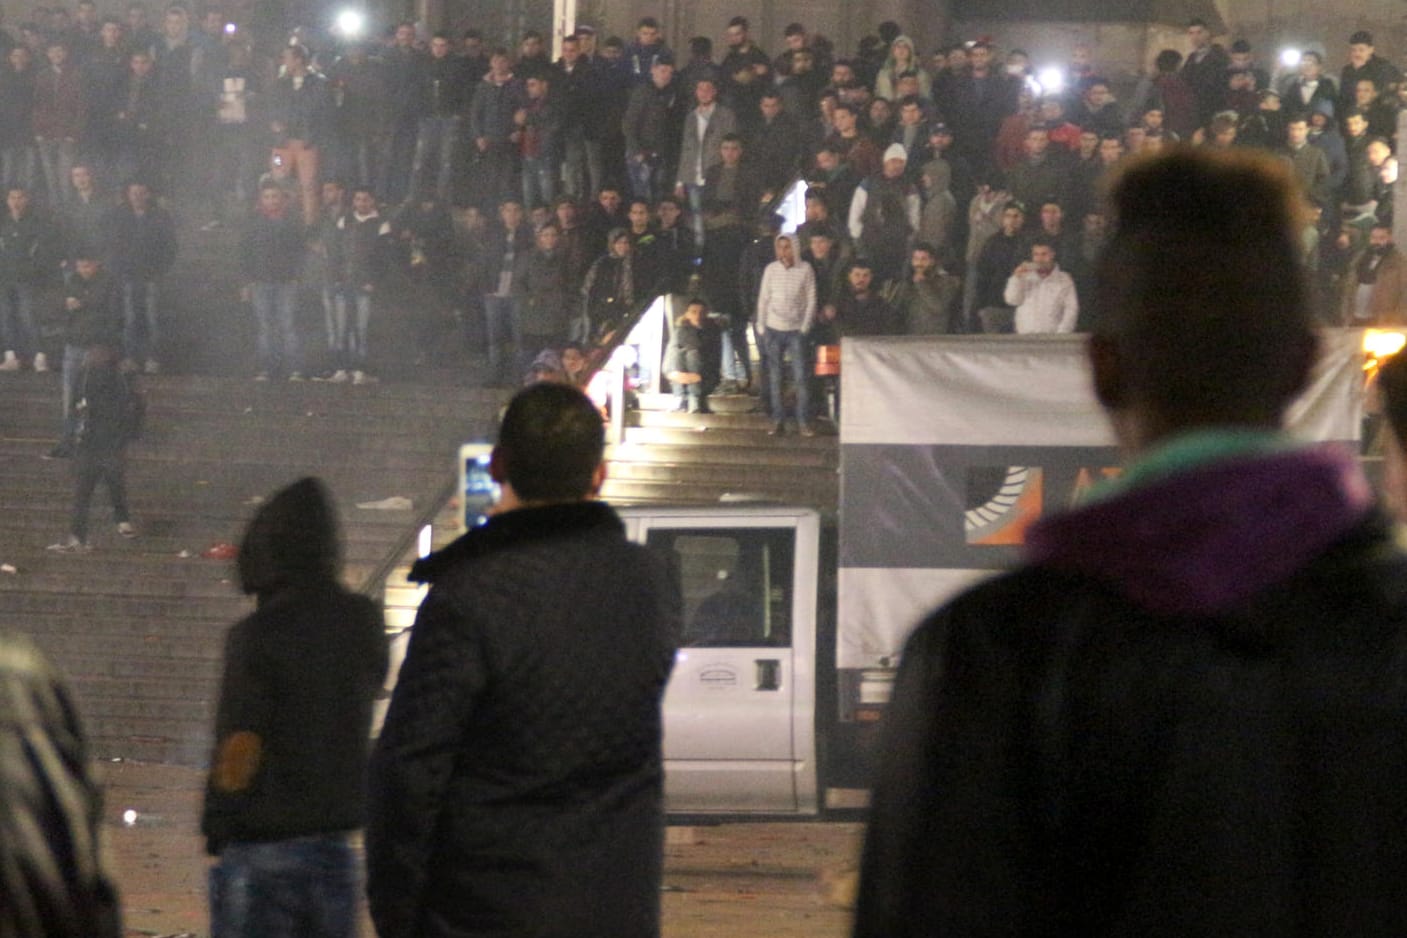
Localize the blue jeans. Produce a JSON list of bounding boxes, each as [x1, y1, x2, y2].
[[250, 281, 301, 374], [562, 127, 602, 199], [36, 137, 75, 205], [482, 293, 520, 384], [521, 155, 556, 209], [763, 328, 809, 424], [1, 144, 35, 191], [209, 834, 359, 938], [0, 282, 35, 357], [410, 115, 460, 203], [627, 153, 665, 203], [331, 286, 372, 369], [122, 279, 160, 365]]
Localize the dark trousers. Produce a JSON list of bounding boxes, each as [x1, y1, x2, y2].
[[71, 450, 129, 541]]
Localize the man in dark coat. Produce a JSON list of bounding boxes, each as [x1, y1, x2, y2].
[[512, 221, 572, 370], [855, 147, 1407, 937], [203, 476, 388, 937], [367, 382, 681, 938]]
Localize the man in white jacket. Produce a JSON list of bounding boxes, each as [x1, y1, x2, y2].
[[1004, 239, 1079, 333], [756, 233, 817, 435]]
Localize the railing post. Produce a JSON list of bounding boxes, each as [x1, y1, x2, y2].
[[610, 362, 626, 445]]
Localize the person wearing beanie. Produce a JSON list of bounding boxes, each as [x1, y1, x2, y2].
[[848, 142, 921, 285]]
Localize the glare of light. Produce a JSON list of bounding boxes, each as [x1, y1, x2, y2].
[[417, 524, 432, 559], [1364, 329, 1406, 359], [122, 809, 138, 826], [1280, 47, 1302, 68], [1037, 67, 1064, 96], [334, 9, 364, 37]]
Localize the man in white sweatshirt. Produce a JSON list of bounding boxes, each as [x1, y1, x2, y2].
[[755, 233, 817, 435], [1004, 238, 1079, 333]]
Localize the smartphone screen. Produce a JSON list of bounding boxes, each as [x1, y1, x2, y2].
[[458, 443, 498, 532]]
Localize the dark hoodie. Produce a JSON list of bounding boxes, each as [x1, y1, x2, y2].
[[857, 443, 1407, 937], [201, 477, 388, 854]]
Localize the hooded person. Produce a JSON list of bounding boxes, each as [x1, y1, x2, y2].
[[202, 476, 389, 938], [578, 227, 636, 344], [855, 147, 1407, 936], [875, 35, 932, 103], [0, 632, 122, 938]]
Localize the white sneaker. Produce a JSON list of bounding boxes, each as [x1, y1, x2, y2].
[[328, 369, 350, 383], [117, 521, 136, 538], [288, 371, 306, 382], [253, 371, 270, 382], [352, 370, 378, 385], [32, 352, 48, 372], [144, 359, 160, 374], [46, 535, 90, 553], [0, 350, 20, 371]]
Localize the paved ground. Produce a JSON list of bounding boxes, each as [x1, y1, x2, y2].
[[103, 761, 862, 938]]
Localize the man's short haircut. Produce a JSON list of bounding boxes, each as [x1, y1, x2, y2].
[[1028, 235, 1056, 254], [832, 102, 856, 116], [521, 29, 542, 41], [728, 16, 749, 30], [462, 27, 482, 40], [1188, 17, 1209, 29], [351, 184, 375, 199], [1302, 50, 1322, 64], [1093, 149, 1312, 426], [720, 132, 743, 145], [760, 88, 781, 102], [911, 240, 938, 257], [784, 22, 806, 37], [637, 16, 658, 29], [689, 36, 711, 55], [1155, 49, 1183, 72], [657, 194, 681, 209], [497, 383, 604, 501]]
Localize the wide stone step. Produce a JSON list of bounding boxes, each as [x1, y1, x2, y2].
[[607, 442, 837, 468], [606, 460, 837, 486], [621, 425, 839, 449], [600, 477, 837, 505]]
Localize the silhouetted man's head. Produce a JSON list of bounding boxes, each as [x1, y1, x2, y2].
[[493, 383, 605, 502], [1090, 149, 1315, 445]]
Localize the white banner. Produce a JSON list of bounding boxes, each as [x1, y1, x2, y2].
[[837, 330, 1367, 669]]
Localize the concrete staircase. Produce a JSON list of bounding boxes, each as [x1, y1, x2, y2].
[[602, 396, 839, 512], [0, 370, 505, 764]]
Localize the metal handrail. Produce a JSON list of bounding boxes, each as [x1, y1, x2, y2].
[[357, 472, 459, 598]]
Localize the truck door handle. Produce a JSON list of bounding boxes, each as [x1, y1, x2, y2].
[[756, 659, 781, 691]]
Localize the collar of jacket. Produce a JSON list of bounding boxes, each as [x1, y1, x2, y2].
[[408, 500, 622, 583]]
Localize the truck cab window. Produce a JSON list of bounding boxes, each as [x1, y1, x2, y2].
[[647, 528, 794, 647]]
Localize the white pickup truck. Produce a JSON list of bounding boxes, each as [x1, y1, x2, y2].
[[404, 332, 1368, 819]]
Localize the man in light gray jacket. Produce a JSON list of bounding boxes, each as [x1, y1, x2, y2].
[[756, 233, 816, 435]]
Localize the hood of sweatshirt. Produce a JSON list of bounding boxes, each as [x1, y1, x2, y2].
[[1025, 444, 1375, 617]]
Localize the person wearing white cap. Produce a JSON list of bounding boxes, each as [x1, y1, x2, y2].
[[848, 142, 922, 284]]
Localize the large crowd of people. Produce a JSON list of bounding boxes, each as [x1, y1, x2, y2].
[[1, 6, 1406, 430]]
